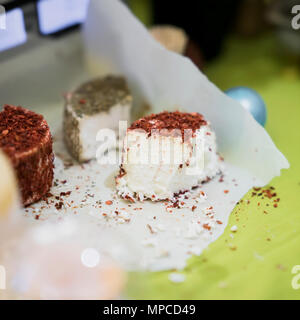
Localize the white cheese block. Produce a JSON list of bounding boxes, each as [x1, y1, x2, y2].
[[116, 111, 221, 201], [63, 76, 132, 162]]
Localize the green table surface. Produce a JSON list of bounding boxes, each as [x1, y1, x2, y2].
[[127, 34, 300, 300]]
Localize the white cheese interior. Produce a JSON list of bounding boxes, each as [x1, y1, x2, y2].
[[116, 124, 221, 201], [79, 104, 131, 161], [0, 151, 19, 219]]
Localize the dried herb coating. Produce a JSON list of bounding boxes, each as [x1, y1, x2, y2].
[[63, 75, 132, 162], [69, 76, 131, 117]]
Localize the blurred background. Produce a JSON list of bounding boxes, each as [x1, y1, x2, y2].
[[0, 0, 299, 121], [1, 0, 299, 158]]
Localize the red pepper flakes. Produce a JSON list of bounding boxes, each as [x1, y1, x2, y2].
[[192, 205, 197, 212], [263, 189, 277, 199], [55, 201, 63, 210], [1, 129, 9, 136], [203, 224, 211, 231], [105, 200, 113, 205], [216, 220, 223, 224], [60, 191, 71, 197], [124, 195, 135, 203], [249, 186, 281, 211], [0, 105, 48, 155], [224, 190, 229, 194], [128, 111, 207, 140], [0, 105, 54, 206]]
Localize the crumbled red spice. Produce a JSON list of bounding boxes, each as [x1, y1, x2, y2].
[[55, 201, 63, 210], [105, 200, 113, 205], [0, 105, 49, 158], [0, 105, 54, 206], [203, 223, 211, 231], [263, 189, 276, 199], [60, 191, 71, 197], [124, 195, 135, 203], [237, 186, 281, 212], [128, 111, 207, 140]]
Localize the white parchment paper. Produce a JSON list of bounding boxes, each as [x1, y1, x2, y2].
[[83, 0, 288, 185], [23, 0, 289, 272]]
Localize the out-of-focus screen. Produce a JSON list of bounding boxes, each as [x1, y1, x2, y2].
[[0, 8, 27, 52], [37, 0, 90, 35]]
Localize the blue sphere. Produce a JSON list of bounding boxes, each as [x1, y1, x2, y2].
[[225, 86, 267, 127]]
